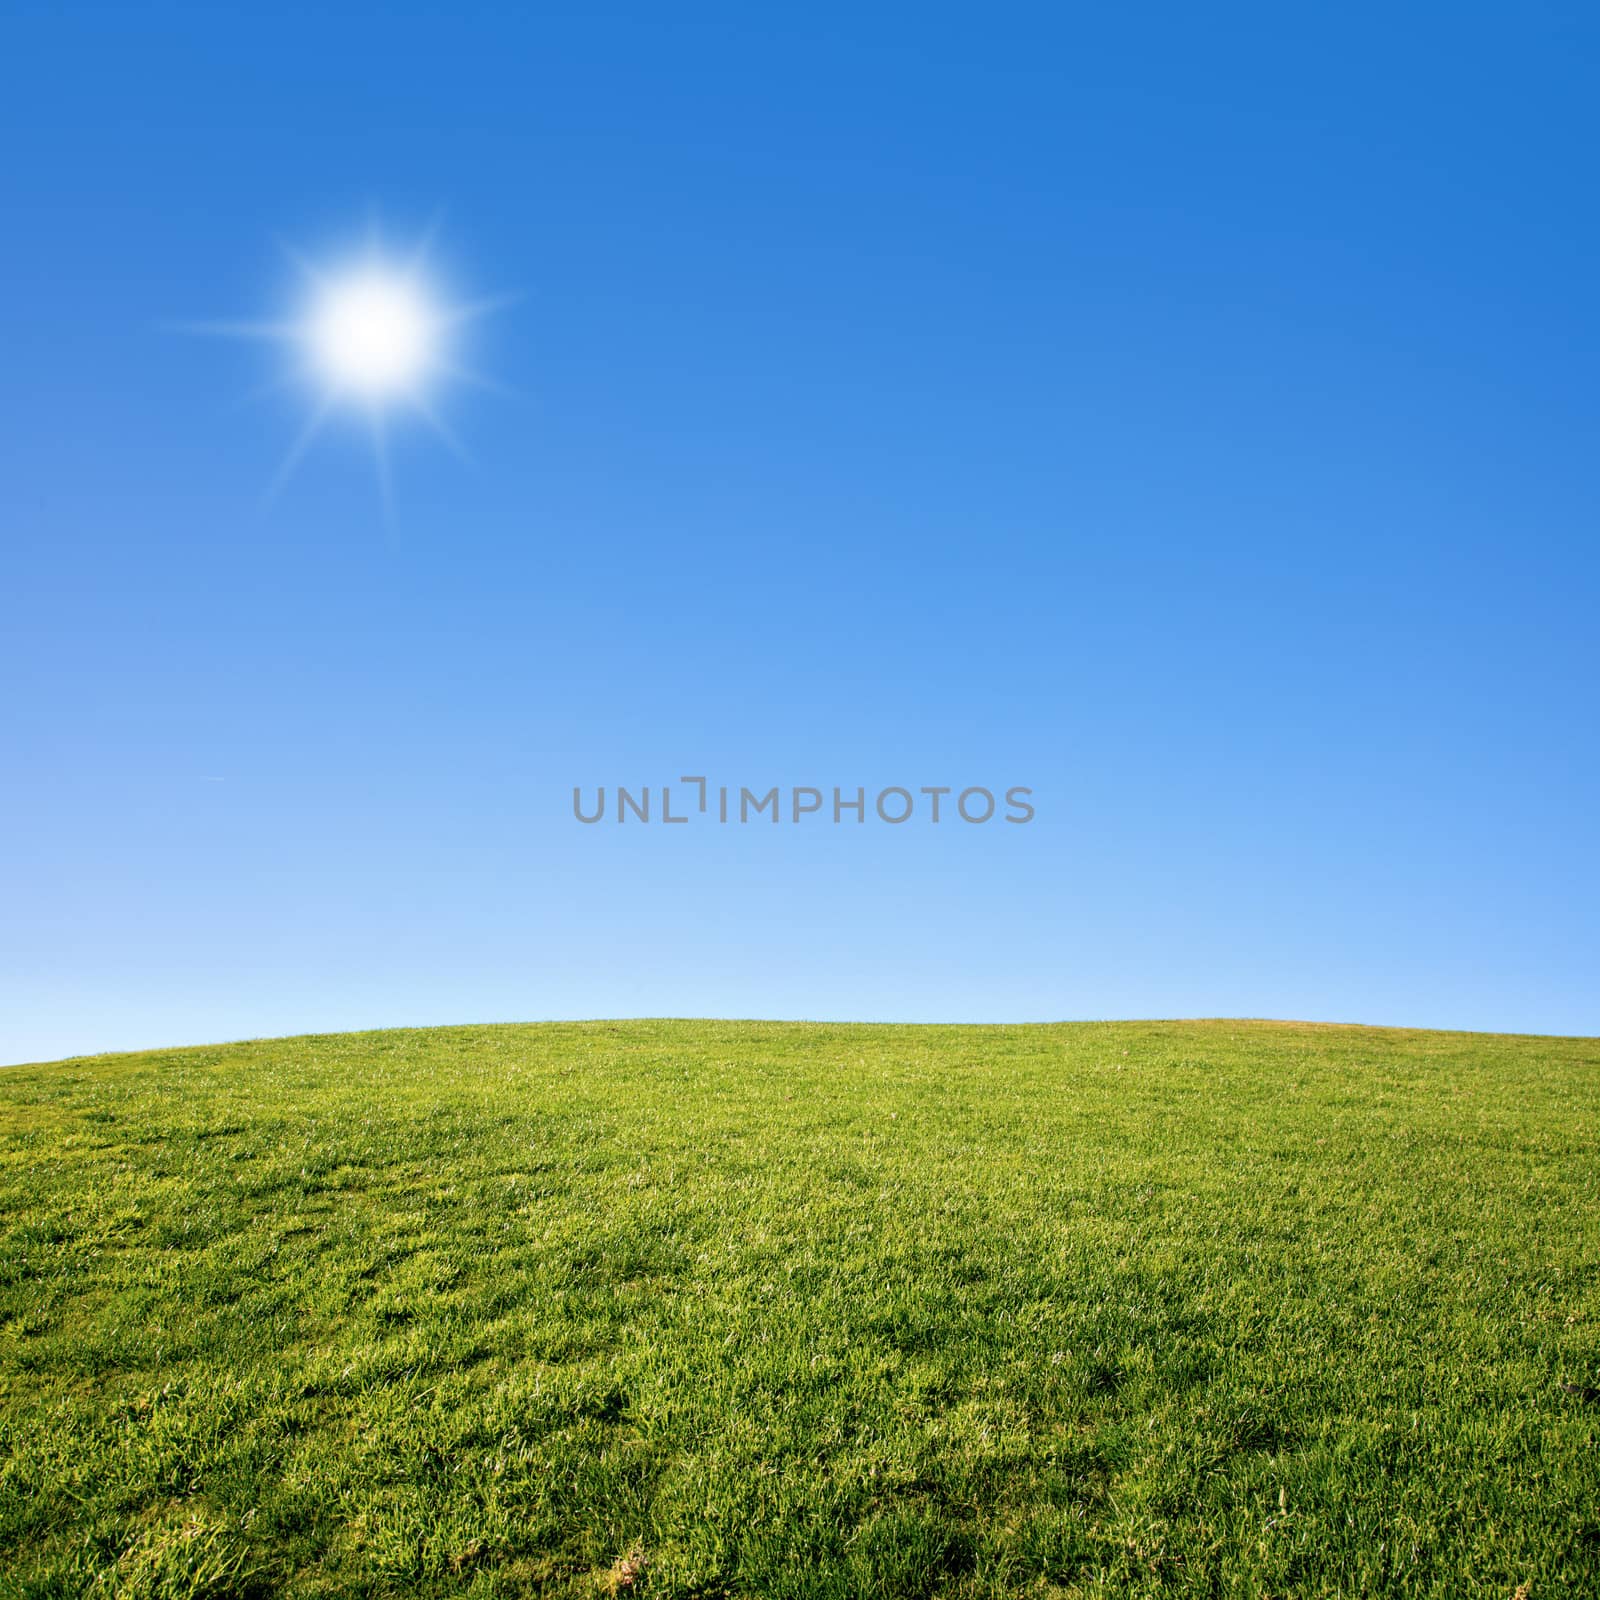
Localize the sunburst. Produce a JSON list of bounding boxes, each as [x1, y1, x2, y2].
[[179, 219, 512, 513]]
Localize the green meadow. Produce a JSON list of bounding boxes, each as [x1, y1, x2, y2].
[[1, 1020, 1597, 1598]]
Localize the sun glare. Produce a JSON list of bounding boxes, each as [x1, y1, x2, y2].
[[180, 219, 511, 512], [308, 269, 438, 399]]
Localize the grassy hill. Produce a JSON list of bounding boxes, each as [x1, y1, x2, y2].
[[2, 1019, 1597, 1598]]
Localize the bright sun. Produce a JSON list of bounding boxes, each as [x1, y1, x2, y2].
[[308, 269, 438, 399], [180, 220, 510, 511]]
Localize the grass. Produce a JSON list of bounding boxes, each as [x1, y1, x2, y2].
[[1, 1018, 1597, 1598]]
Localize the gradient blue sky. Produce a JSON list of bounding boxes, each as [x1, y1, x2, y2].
[[4, 2, 1597, 1063]]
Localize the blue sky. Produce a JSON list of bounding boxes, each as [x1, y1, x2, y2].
[[3, 2, 1597, 1063]]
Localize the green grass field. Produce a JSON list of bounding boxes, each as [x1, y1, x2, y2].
[[2, 1020, 1597, 1598]]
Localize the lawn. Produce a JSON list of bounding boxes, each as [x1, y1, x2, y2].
[[1, 1019, 1597, 1597]]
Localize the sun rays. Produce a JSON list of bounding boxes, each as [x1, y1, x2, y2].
[[178, 219, 512, 513]]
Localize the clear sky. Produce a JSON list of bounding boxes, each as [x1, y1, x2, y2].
[[3, 2, 1597, 1064]]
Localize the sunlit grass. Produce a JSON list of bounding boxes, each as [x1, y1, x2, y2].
[[2, 1019, 1597, 1596]]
